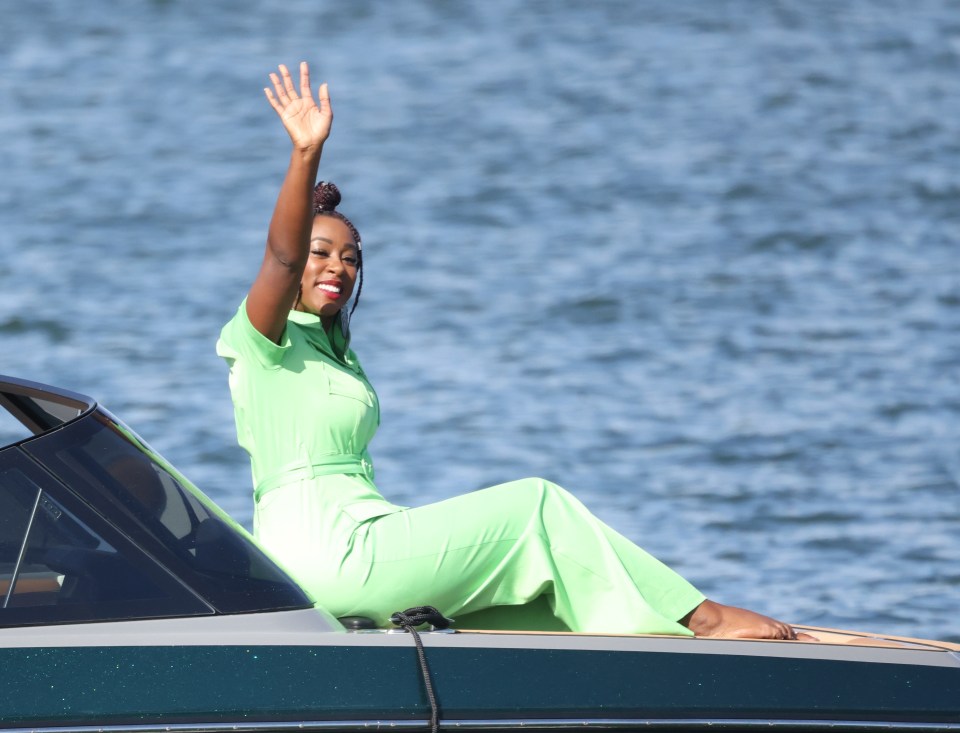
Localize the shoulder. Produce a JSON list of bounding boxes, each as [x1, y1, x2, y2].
[[216, 298, 295, 370]]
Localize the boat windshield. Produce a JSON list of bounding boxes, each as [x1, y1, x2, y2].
[[20, 409, 314, 614], [0, 378, 312, 617]]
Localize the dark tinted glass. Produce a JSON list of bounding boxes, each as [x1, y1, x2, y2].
[[24, 412, 312, 614], [0, 448, 212, 627], [0, 380, 88, 449], [0, 408, 32, 448], [0, 466, 42, 606]]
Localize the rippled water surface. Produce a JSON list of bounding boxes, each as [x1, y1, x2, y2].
[[1, 1, 958, 640]]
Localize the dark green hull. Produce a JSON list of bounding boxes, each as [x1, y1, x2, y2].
[[4, 642, 959, 730]]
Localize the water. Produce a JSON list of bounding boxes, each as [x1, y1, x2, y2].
[[1, 0, 958, 641]]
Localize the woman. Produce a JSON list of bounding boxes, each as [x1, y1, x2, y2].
[[218, 62, 807, 639]]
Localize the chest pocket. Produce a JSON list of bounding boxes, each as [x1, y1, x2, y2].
[[325, 364, 374, 407]]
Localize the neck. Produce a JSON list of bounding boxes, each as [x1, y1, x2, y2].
[[292, 300, 338, 330]]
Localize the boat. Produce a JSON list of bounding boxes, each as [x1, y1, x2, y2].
[[1, 373, 958, 732]]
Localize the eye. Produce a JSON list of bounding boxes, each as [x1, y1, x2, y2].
[[311, 248, 328, 257], [343, 256, 358, 266]]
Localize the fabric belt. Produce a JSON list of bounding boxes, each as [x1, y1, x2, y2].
[[254, 452, 374, 502]]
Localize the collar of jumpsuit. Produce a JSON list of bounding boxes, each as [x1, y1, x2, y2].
[[287, 308, 355, 369]]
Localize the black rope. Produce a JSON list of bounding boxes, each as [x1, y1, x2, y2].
[[391, 605, 452, 630], [390, 606, 452, 733]]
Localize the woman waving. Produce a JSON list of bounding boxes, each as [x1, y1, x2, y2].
[[218, 62, 809, 640]]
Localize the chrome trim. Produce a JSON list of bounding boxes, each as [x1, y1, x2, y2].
[[3, 486, 42, 609], [3, 717, 960, 733]]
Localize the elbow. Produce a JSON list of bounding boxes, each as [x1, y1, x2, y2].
[[266, 236, 308, 272]]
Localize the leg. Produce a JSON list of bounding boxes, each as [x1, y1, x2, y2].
[[329, 478, 704, 635]]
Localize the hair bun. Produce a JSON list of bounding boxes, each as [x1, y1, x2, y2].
[[313, 181, 342, 212]]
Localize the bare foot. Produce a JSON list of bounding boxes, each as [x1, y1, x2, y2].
[[681, 599, 818, 641]]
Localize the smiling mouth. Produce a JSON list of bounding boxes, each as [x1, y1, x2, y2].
[[317, 283, 341, 297]]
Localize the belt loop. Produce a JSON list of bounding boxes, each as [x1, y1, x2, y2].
[[306, 461, 316, 480]]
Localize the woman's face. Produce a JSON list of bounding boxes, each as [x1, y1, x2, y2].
[[296, 215, 359, 323]]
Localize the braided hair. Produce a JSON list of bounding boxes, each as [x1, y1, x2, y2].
[[312, 181, 363, 330]]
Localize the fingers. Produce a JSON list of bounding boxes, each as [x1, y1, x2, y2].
[[268, 70, 290, 109], [317, 81, 331, 115], [299, 61, 312, 99], [280, 64, 298, 99], [263, 86, 283, 114], [266, 64, 299, 108]]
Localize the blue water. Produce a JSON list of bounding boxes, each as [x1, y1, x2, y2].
[[1, 1, 958, 641]]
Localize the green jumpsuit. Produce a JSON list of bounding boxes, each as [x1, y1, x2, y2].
[[217, 302, 704, 634]]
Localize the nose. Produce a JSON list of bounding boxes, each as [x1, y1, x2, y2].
[[325, 255, 346, 274]]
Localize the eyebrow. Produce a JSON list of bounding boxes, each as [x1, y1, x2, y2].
[[310, 237, 358, 253]]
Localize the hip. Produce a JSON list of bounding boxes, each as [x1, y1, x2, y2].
[[253, 474, 404, 553]]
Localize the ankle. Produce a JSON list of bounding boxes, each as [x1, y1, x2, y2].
[[681, 599, 723, 637]]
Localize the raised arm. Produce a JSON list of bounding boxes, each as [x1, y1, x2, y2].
[[246, 62, 333, 343]]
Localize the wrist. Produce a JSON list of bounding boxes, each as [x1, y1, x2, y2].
[[293, 142, 324, 164]]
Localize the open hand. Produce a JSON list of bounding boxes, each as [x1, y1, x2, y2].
[[264, 62, 332, 152]]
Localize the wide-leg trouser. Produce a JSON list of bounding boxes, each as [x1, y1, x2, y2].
[[260, 477, 704, 635]]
